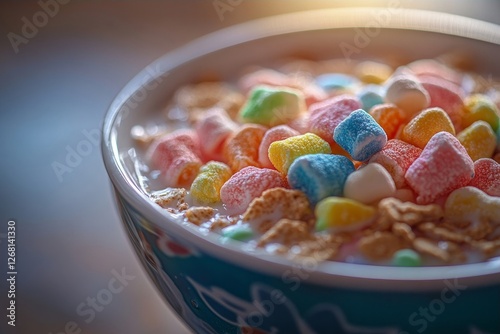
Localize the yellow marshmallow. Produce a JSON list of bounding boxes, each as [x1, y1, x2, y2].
[[315, 197, 376, 231], [354, 60, 393, 84], [268, 133, 331, 174], [190, 161, 232, 203], [444, 186, 500, 224], [457, 120, 496, 161], [401, 107, 455, 149], [463, 94, 499, 131]]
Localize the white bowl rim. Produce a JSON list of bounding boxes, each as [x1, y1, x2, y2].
[[102, 7, 500, 291]]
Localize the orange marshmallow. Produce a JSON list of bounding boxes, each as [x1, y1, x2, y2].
[[224, 124, 267, 172], [369, 103, 406, 139]]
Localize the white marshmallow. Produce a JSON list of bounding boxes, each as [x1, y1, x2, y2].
[[343, 163, 396, 204], [385, 75, 430, 118]]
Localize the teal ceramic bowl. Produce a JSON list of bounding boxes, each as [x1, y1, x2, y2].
[[102, 8, 500, 334]]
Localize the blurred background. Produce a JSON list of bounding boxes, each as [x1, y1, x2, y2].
[[0, 1, 499, 333]]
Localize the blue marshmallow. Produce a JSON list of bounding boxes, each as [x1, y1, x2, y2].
[[357, 84, 385, 111], [315, 73, 359, 91], [333, 109, 387, 161], [287, 154, 355, 205]]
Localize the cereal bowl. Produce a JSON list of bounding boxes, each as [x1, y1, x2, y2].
[[102, 8, 500, 334]]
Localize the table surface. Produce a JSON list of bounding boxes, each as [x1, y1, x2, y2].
[[1, 1, 499, 333]]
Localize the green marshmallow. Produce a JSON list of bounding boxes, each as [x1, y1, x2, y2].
[[239, 86, 305, 126], [392, 249, 422, 267], [221, 224, 255, 241]]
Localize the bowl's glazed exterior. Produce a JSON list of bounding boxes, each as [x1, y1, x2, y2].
[[102, 9, 500, 334]]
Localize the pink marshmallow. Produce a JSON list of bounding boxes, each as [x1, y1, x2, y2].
[[220, 166, 288, 213], [468, 158, 500, 197], [307, 94, 361, 145], [369, 139, 422, 188], [195, 107, 237, 162], [407, 59, 463, 86], [146, 129, 202, 187], [420, 76, 465, 132], [287, 114, 309, 133], [258, 125, 300, 168], [405, 131, 474, 204]]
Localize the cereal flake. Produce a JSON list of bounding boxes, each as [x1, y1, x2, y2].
[[358, 232, 408, 261], [257, 219, 312, 247], [151, 188, 187, 210], [184, 207, 216, 226], [242, 188, 312, 223]]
